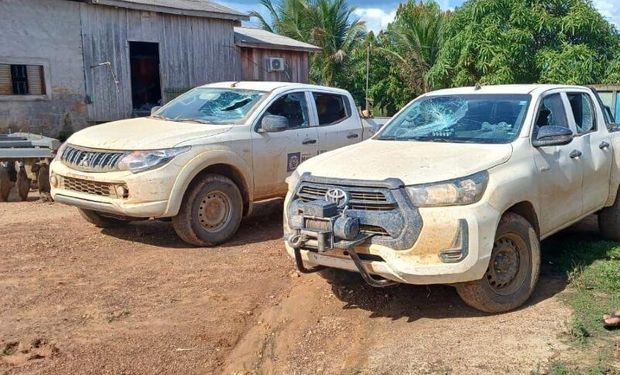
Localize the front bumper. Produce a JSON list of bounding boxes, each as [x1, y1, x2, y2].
[[50, 159, 177, 218], [284, 179, 501, 285]]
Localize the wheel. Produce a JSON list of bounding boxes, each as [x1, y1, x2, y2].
[[455, 212, 541, 313], [37, 164, 50, 194], [78, 208, 129, 228], [172, 174, 243, 246], [16, 166, 31, 201], [0, 163, 13, 202], [599, 189, 620, 241]]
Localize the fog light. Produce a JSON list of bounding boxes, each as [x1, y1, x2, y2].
[[439, 219, 469, 263], [50, 174, 58, 188], [115, 185, 128, 198]]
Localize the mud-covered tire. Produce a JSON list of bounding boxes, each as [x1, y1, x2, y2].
[[16, 166, 31, 201], [0, 164, 13, 202], [78, 208, 129, 228], [455, 212, 541, 313], [172, 174, 243, 247], [599, 189, 620, 241]]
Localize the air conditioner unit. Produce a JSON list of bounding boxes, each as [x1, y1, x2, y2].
[[267, 57, 285, 72]]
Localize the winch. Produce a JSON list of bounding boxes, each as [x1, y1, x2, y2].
[[286, 198, 395, 287]]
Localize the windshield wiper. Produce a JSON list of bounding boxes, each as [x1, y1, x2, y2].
[[173, 118, 211, 124], [150, 114, 168, 120]]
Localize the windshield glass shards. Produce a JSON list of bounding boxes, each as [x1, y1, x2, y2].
[[378, 94, 532, 144], [155, 88, 266, 125]]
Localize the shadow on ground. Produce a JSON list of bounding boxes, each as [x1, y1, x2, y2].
[[323, 215, 614, 322], [100, 199, 284, 248]]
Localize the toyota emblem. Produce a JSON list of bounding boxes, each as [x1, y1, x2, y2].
[[325, 188, 349, 208]]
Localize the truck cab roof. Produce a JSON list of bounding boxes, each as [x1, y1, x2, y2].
[[428, 84, 592, 96], [201, 81, 352, 96]]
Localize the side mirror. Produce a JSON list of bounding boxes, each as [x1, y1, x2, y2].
[[150, 106, 162, 115], [532, 125, 574, 147], [260, 115, 288, 133]]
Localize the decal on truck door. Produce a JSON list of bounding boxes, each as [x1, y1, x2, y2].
[[287, 152, 301, 172]]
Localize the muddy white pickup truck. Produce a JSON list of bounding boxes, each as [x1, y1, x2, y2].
[[50, 81, 372, 245], [284, 84, 620, 313]]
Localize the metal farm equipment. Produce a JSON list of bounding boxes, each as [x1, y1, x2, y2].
[[0, 133, 60, 201]]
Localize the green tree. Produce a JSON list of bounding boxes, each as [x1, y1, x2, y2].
[[428, 0, 620, 87], [250, 0, 365, 86]]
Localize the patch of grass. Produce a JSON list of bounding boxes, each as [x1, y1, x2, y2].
[[546, 360, 610, 375], [542, 232, 620, 339]]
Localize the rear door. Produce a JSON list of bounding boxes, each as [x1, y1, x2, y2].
[[251, 90, 319, 199], [532, 92, 584, 235], [566, 90, 613, 214], [311, 91, 362, 154]]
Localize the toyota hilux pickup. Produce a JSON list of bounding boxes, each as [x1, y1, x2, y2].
[[50, 81, 373, 246], [284, 84, 620, 313]]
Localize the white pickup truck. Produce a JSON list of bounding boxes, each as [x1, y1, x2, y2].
[[284, 84, 620, 313], [50, 81, 373, 245]]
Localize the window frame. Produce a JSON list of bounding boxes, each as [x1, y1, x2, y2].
[[253, 90, 312, 133], [311, 91, 352, 127], [0, 57, 51, 101], [565, 91, 598, 136]]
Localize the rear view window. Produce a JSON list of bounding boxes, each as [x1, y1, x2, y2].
[[567, 93, 595, 134], [313, 93, 350, 125]]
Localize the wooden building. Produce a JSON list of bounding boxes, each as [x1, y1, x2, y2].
[[235, 27, 321, 83], [0, 0, 319, 137]]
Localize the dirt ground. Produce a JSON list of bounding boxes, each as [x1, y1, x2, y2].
[[0, 192, 583, 374]]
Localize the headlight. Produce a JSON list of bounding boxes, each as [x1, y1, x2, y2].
[[285, 170, 300, 191], [117, 146, 191, 173], [406, 171, 489, 207]]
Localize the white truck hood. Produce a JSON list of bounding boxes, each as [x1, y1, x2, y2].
[[67, 117, 233, 150], [297, 139, 513, 185]]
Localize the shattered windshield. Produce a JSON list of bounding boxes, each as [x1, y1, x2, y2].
[[155, 88, 266, 124], [378, 94, 531, 143]]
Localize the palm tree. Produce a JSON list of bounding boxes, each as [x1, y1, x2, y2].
[[250, 0, 365, 86], [383, 1, 446, 93]]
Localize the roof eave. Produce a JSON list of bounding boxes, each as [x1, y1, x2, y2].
[[89, 0, 249, 21], [235, 42, 321, 53]]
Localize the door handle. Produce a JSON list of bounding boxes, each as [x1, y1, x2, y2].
[[569, 150, 582, 159], [600, 141, 610, 150], [347, 133, 359, 139], [302, 139, 317, 145]]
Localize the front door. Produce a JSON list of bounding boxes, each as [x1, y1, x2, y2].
[[532, 92, 584, 235], [251, 91, 319, 199], [129, 41, 162, 116]]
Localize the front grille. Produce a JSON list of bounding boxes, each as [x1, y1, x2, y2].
[[296, 183, 397, 211], [61, 145, 126, 172], [61, 176, 127, 199]]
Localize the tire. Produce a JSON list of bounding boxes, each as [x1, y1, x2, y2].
[[0, 164, 13, 202], [599, 189, 620, 241], [78, 208, 129, 228], [16, 166, 31, 201], [172, 174, 243, 247], [37, 164, 50, 194], [455, 212, 541, 313]]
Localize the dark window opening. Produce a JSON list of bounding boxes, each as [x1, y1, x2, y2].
[[533, 93, 568, 138], [129, 42, 162, 114], [313, 93, 350, 125], [567, 93, 595, 134], [263, 92, 309, 129], [0, 64, 45, 96]]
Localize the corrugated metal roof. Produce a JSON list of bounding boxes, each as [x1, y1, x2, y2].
[[88, 0, 248, 20], [234, 27, 321, 52]]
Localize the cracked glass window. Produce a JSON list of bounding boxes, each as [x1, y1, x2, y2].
[[156, 88, 266, 124], [378, 94, 531, 144]]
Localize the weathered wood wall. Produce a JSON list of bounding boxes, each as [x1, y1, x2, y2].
[[239, 48, 310, 83], [80, 5, 242, 122]]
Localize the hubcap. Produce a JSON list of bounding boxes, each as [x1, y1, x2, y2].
[[486, 237, 521, 291], [198, 191, 231, 232]]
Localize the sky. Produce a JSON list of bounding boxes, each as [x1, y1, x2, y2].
[[221, 0, 620, 33]]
